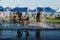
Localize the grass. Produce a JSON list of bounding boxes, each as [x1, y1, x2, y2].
[[31, 18, 60, 23], [43, 19, 60, 23], [2, 17, 60, 23]]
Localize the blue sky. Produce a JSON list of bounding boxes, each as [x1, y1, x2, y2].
[[0, 0, 60, 10]]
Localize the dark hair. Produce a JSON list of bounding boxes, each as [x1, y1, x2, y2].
[[36, 11, 43, 17], [36, 12, 40, 16], [16, 10, 22, 14]]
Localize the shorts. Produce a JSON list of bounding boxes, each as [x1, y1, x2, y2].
[[36, 18, 41, 22], [26, 17, 29, 21]]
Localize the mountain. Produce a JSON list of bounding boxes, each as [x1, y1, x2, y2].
[[0, 6, 5, 11], [11, 7, 28, 12], [37, 7, 43, 12], [44, 7, 55, 12], [29, 7, 55, 12], [0, 5, 56, 12], [5, 7, 12, 11], [29, 9, 36, 12]]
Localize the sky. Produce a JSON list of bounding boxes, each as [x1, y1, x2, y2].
[[0, 0, 60, 10]]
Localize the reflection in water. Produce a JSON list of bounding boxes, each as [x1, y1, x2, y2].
[[36, 22, 42, 40], [1, 28, 60, 40], [1, 21, 60, 40], [26, 31, 30, 40], [16, 30, 23, 39], [36, 30, 41, 40], [0, 23, 2, 38]]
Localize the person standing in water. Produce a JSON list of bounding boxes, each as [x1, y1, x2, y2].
[[16, 10, 23, 39], [13, 13, 17, 23], [36, 10, 43, 26], [36, 10, 43, 40], [26, 13, 30, 24], [17, 10, 22, 23]]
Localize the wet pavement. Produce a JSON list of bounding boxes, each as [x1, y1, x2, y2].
[[0, 30, 60, 40], [47, 23, 60, 28], [0, 22, 60, 40], [1, 22, 54, 29]]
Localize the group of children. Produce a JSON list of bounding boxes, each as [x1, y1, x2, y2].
[[12, 10, 30, 25], [16, 10, 43, 39], [10, 10, 43, 27]]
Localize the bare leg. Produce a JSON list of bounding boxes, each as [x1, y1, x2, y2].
[[36, 22, 42, 27]]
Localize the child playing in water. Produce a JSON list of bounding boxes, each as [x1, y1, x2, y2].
[[36, 10, 43, 26]]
